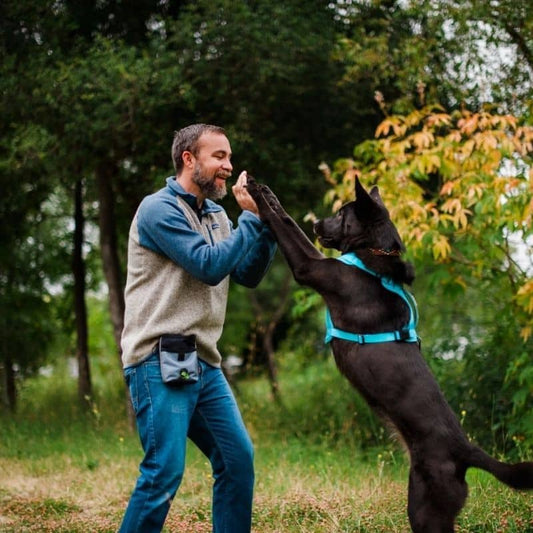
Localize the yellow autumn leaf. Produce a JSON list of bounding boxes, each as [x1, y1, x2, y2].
[[522, 198, 533, 223], [456, 208, 471, 230], [441, 198, 462, 214], [458, 114, 479, 135], [425, 113, 452, 128], [466, 184, 484, 202], [332, 199, 343, 212], [461, 139, 475, 158], [516, 280, 533, 314], [433, 235, 451, 260], [425, 202, 440, 220], [446, 130, 462, 143], [440, 181, 455, 196], [412, 130, 434, 150], [343, 168, 359, 185], [476, 131, 498, 151], [453, 276, 467, 290], [375, 117, 404, 138]]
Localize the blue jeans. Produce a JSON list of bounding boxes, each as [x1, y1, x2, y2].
[[119, 355, 254, 533]]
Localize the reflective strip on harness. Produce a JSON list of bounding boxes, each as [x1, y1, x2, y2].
[[325, 252, 419, 345]]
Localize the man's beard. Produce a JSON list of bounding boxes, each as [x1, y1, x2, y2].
[[192, 164, 228, 201]]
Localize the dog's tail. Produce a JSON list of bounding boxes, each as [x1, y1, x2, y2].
[[466, 446, 533, 489]]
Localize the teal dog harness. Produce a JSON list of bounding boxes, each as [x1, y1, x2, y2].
[[325, 252, 419, 344]]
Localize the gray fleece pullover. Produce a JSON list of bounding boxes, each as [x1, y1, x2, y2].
[[121, 177, 276, 368]]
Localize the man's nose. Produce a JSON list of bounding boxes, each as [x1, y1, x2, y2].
[[223, 158, 233, 171]]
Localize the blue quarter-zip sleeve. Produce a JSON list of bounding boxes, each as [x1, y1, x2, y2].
[[136, 192, 274, 286], [230, 223, 277, 288]]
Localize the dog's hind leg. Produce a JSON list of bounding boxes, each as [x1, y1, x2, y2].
[[407, 457, 467, 533]]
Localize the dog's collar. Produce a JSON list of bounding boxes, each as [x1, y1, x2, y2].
[[368, 247, 402, 256], [325, 252, 419, 345]]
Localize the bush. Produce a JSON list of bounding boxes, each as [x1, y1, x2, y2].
[[239, 355, 396, 453]]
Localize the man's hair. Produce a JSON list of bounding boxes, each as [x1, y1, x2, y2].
[[171, 124, 226, 173]]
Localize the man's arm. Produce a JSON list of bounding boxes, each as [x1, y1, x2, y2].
[[230, 223, 277, 288], [229, 172, 277, 287], [137, 194, 266, 286]]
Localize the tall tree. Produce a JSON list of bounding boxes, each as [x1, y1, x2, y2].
[[410, 0, 533, 113], [73, 178, 91, 406], [167, 0, 371, 217], [1, 0, 192, 410]]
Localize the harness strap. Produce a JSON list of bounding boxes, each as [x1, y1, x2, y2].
[[325, 252, 419, 345]]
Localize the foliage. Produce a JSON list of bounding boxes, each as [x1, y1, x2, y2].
[[332, 0, 447, 114], [413, 267, 533, 457], [411, 0, 533, 113], [325, 106, 533, 332], [335, 0, 533, 116], [165, 0, 362, 220], [0, 133, 70, 380]]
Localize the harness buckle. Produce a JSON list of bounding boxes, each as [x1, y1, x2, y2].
[[395, 330, 410, 342]]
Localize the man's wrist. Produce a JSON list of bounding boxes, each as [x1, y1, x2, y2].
[[244, 209, 260, 220]]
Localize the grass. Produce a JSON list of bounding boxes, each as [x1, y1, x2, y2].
[[0, 359, 532, 532]]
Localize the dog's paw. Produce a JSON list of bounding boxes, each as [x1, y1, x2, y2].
[[246, 176, 271, 203], [245, 174, 261, 200], [244, 175, 283, 219], [260, 185, 282, 211]]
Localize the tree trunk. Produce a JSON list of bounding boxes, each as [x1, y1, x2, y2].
[[73, 179, 92, 408], [96, 163, 125, 352], [263, 320, 281, 400], [251, 271, 293, 401], [95, 162, 135, 428], [0, 359, 16, 412]]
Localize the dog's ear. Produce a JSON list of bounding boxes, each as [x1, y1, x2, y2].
[[355, 177, 373, 207], [355, 178, 388, 221], [369, 186, 386, 208]]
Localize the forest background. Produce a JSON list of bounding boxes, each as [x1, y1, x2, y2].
[[0, 1, 532, 531]]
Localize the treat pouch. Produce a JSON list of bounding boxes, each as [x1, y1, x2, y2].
[[158, 334, 199, 385]]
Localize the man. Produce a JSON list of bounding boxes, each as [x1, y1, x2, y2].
[[119, 124, 277, 532]]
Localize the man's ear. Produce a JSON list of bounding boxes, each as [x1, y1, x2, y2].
[[182, 150, 195, 169]]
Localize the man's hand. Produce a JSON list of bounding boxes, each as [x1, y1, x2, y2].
[[232, 171, 260, 217]]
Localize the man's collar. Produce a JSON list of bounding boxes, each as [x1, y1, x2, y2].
[[165, 176, 223, 214]]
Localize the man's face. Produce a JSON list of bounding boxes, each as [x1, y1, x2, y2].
[[191, 132, 233, 201]]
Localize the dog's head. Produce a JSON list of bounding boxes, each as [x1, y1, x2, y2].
[[314, 178, 405, 256]]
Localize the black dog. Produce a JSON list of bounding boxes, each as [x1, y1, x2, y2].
[[247, 176, 533, 532]]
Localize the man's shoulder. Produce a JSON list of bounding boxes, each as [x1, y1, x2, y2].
[[135, 187, 181, 228]]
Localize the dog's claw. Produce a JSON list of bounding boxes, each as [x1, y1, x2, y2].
[[244, 175, 284, 221], [246, 176, 261, 202]]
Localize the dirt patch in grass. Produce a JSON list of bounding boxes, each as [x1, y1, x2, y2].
[[0, 493, 110, 533]]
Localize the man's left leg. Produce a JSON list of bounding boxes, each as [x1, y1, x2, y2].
[[188, 360, 254, 533]]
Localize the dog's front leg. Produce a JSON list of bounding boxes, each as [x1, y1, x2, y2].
[[247, 178, 325, 283]]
